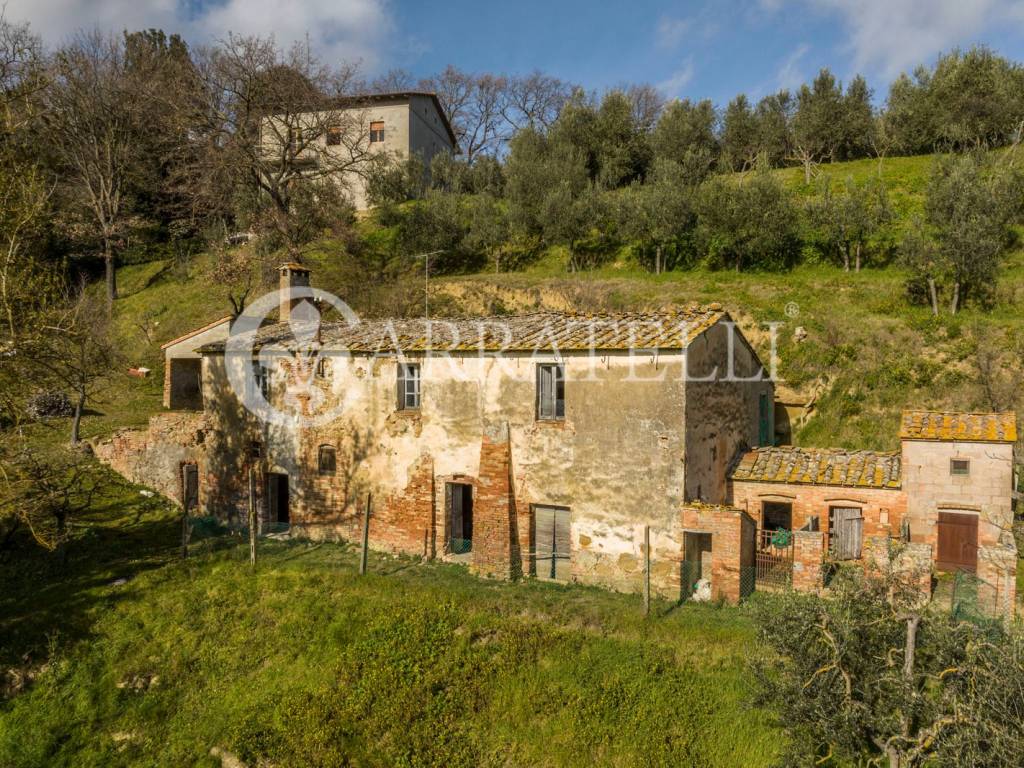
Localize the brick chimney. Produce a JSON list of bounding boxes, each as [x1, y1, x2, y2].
[[278, 262, 311, 323]]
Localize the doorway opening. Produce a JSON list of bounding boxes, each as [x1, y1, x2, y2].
[[267, 473, 290, 528], [446, 482, 473, 555], [828, 506, 864, 560], [936, 511, 978, 572]]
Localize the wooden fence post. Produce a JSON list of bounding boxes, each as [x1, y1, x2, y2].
[[180, 464, 189, 560], [248, 466, 257, 567], [359, 492, 371, 575], [643, 525, 651, 616]]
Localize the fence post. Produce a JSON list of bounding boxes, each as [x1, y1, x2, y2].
[[180, 464, 189, 560], [359, 492, 371, 575], [248, 466, 257, 567], [643, 525, 651, 616]]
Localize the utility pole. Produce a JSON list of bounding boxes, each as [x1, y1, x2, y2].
[[643, 525, 651, 616], [248, 466, 257, 567]]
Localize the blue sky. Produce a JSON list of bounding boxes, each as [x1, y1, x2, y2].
[[7, 0, 1024, 104]]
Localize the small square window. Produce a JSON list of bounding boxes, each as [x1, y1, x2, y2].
[[369, 121, 385, 143], [536, 364, 565, 420], [325, 126, 342, 146], [318, 445, 337, 475], [249, 441, 262, 459], [950, 459, 970, 476], [397, 363, 421, 410]]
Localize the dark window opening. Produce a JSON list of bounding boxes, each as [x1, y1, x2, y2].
[[316, 356, 330, 379], [318, 445, 337, 475], [762, 502, 792, 531], [397, 363, 421, 410], [950, 458, 970, 476], [446, 483, 473, 555], [536, 364, 565, 420], [369, 120, 385, 143], [253, 361, 270, 399], [326, 126, 342, 146], [249, 440, 262, 459]]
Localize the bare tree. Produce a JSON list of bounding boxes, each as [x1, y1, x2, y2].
[[43, 32, 149, 305], [502, 70, 571, 133], [0, 12, 45, 135], [624, 83, 665, 133], [186, 34, 371, 251], [29, 289, 119, 445]]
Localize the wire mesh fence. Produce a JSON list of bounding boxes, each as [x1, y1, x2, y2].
[[951, 570, 1005, 629]]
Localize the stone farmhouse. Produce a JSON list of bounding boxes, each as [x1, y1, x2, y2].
[[262, 92, 457, 210], [96, 264, 1019, 618]]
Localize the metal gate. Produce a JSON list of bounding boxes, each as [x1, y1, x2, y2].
[[755, 528, 793, 590]]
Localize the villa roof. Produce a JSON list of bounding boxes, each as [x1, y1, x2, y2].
[[198, 307, 731, 355], [160, 316, 233, 351], [899, 411, 1017, 444], [730, 446, 902, 490]]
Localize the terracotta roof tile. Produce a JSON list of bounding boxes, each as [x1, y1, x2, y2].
[[729, 446, 902, 489], [899, 411, 1017, 444], [199, 308, 728, 354]]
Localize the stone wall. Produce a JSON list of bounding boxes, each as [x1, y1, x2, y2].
[[92, 412, 209, 506], [862, 535, 933, 607]]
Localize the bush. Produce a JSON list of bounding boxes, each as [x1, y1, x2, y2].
[[25, 391, 74, 419]]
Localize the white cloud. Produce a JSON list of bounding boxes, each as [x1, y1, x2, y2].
[[776, 42, 810, 91], [783, 0, 1023, 78], [2, 0, 393, 71], [657, 57, 696, 97], [655, 15, 692, 49]]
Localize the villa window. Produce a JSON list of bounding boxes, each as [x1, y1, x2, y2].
[[326, 126, 342, 146], [369, 121, 385, 143], [950, 458, 970, 476], [536, 364, 565, 420], [315, 357, 330, 379], [397, 363, 421, 410]]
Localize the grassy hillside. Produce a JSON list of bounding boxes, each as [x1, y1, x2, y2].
[[89, 150, 1024, 454], [0, 469, 779, 767]]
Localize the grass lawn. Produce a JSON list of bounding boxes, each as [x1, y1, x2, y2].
[[0, 465, 780, 768]]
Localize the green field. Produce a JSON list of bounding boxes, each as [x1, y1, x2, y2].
[[0, 467, 778, 767]]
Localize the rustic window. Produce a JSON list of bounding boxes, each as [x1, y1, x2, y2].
[[326, 126, 342, 146], [318, 445, 337, 475], [249, 440, 262, 459], [315, 356, 330, 379], [950, 458, 970, 476], [536, 364, 565, 420], [369, 120, 385, 143], [397, 362, 421, 410], [252, 361, 271, 399]]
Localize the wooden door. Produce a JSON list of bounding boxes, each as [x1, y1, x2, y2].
[[830, 507, 863, 560], [181, 463, 199, 512], [936, 512, 978, 572], [534, 506, 571, 581]]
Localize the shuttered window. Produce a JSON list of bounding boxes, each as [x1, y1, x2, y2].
[[369, 120, 385, 143], [534, 505, 571, 581], [536, 364, 565, 420], [397, 363, 421, 410]]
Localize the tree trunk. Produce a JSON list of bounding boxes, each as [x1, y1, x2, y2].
[[843, 244, 850, 272], [928, 278, 939, 317], [855, 242, 862, 272], [104, 238, 117, 304], [804, 157, 812, 185], [655, 245, 662, 275], [950, 282, 960, 315], [70, 387, 86, 446]]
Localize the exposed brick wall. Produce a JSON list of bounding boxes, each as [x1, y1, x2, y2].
[[471, 424, 520, 579], [863, 535, 933, 607], [93, 412, 209, 506], [792, 531, 824, 594], [729, 480, 907, 547]]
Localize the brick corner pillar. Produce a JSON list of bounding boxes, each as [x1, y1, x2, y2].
[[710, 510, 743, 604], [792, 530, 824, 594], [162, 358, 172, 409], [471, 423, 519, 580]]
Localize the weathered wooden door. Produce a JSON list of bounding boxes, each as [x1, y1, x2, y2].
[[936, 511, 978, 572], [534, 506, 571, 581], [830, 507, 863, 560]]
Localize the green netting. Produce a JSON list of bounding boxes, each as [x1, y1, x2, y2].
[[951, 570, 1003, 629], [449, 537, 472, 555]]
